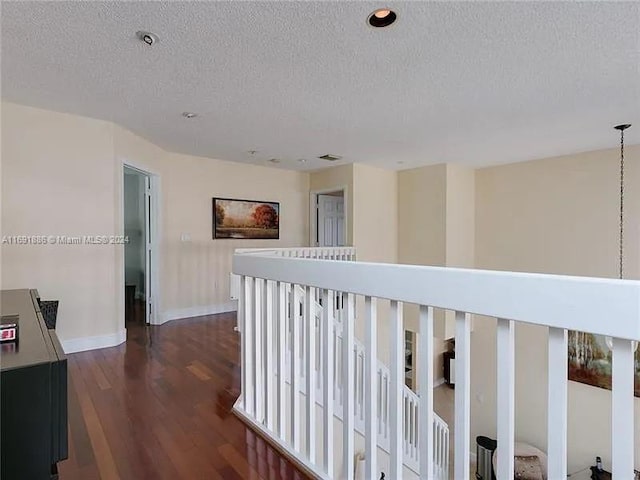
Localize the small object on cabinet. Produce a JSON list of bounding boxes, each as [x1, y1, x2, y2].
[[0, 314, 19, 343]]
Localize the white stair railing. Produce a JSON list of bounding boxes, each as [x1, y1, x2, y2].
[[233, 247, 447, 476], [232, 247, 640, 480], [289, 285, 448, 476]]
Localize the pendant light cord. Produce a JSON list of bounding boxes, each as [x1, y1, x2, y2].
[[619, 127, 624, 280], [615, 123, 631, 279]]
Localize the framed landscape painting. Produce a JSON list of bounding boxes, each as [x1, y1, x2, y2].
[[568, 331, 640, 397], [212, 197, 280, 240]]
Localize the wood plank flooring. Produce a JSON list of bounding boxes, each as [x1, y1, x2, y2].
[[59, 311, 309, 480]]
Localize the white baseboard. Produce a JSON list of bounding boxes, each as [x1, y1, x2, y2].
[[434, 377, 446, 388], [159, 301, 237, 324], [61, 329, 126, 354]]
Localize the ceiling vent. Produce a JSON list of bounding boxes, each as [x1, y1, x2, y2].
[[317, 154, 342, 162]]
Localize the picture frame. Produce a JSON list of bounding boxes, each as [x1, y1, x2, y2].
[[212, 197, 280, 240]]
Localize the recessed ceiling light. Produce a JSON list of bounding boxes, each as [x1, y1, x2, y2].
[[268, 158, 281, 164], [297, 159, 308, 163], [368, 8, 397, 28], [136, 31, 158, 46], [182, 112, 197, 119]]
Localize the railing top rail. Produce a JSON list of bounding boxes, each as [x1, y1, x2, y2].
[[233, 253, 640, 340], [235, 246, 356, 255]]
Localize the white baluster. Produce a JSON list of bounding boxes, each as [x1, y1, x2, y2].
[[265, 280, 275, 430], [419, 305, 434, 479], [342, 293, 355, 480], [454, 311, 470, 480], [496, 318, 514, 480], [243, 276, 254, 416], [389, 300, 404, 479], [611, 337, 635, 478], [322, 289, 334, 477], [445, 425, 450, 478], [239, 275, 247, 411], [254, 278, 264, 422], [305, 286, 316, 463], [364, 296, 378, 479], [435, 423, 440, 472], [277, 281, 287, 439], [292, 283, 301, 450], [547, 327, 567, 479]]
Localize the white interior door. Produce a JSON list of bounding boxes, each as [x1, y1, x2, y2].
[[317, 194, 345, 247], [144, 175, 152, 325]]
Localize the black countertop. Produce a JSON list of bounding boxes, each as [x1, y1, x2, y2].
[[0, 289, 59, 372]]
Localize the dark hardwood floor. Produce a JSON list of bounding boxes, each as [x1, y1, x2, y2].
[[59, 306, 309, 479]]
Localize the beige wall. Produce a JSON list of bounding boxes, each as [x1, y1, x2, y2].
[[474, 145, 640, 472], [398, 164, 447, 267], [1, 102, 310, 348], [352, 163, 398, 264], [396, 162, 475, 269], [445, 163, 475, 269], [1, 102, 121, 343]]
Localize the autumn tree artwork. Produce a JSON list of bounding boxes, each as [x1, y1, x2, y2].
[[568, 331, 640, 397], [212, 198, 279, 239]]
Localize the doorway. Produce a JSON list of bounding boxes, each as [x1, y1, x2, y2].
[[123, 165, 153, 328], [311, 189, 345, 247]]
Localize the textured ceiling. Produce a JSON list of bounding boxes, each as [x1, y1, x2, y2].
[[2, 1, 639, 171]]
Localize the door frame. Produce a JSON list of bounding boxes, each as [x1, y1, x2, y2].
[[120, 158, 161, 327], [309, 186, 347, 247]]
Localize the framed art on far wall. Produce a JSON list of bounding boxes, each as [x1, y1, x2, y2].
[[212, 197, 280, 239]]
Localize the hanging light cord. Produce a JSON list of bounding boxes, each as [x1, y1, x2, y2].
[[619, 127, 625, 280], [615, 123, 631, 279]]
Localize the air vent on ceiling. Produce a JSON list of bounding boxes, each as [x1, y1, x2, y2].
[[317, 154, 342, 162]]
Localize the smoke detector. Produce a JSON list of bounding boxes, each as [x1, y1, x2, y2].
[[317, 154, 342, 162]]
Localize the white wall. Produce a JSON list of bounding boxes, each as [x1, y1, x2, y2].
[[1, 102, 310, 350], [474, 145, 640, 473]]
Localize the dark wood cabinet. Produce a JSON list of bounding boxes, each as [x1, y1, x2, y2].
[[1, 289, 68, 480]]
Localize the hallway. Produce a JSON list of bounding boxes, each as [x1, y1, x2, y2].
[[59, 313, 309, 479]]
